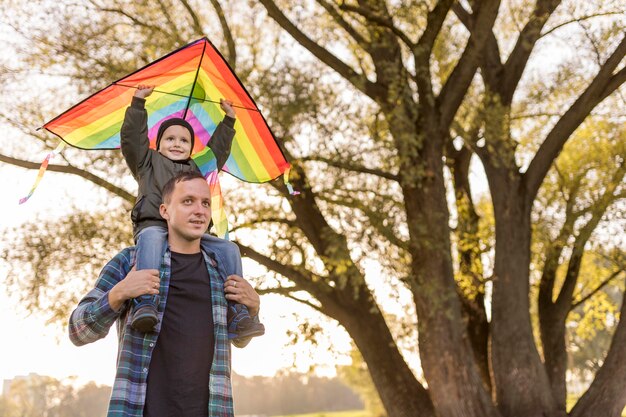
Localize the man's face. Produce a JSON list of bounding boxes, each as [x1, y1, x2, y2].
[[160, 178, 211, 242], [158, 125, 192, 161]]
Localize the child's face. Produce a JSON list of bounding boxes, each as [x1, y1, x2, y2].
[[158, 125, 192, 160]]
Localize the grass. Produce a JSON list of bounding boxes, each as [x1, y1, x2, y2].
[[273, 405, 626, 417], [273, 410, 370, 417]]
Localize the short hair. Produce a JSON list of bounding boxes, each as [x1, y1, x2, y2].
[[162, 170, 207, 204]]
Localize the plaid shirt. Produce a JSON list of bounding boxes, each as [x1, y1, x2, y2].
[[69, 246, 246, 417]]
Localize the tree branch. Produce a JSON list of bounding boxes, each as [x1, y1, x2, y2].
[[338, 2, 415, 48], [541, 11, 625, 38], [318, 193, 409, 251], [500, 0, 562, 104], [178, 0, 205, 37], [600, 66, 626, 101], [524, 34, 626, 202], [437, 0, 502, 130], [207, 0, 237, 67], [258, 0, 382, 101], [571, 269, 625, 311], [236, 242, 333, 294], [414, 0, 455, 56], [236, 241, 348, 318], [300, 155, 399, 181], [95, 5, 162, 33], [0, 152, 135, 202], [569, 274, 626, 417], [452, 2, 504, 91], [229, 217, 297, 233], [315, 0, 369, 49], [257, 286, 324, 313]]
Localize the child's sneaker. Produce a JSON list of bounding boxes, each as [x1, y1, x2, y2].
[[234, 317, 265, 339], [131, 304, 159, 332], [228, 303, 265, 339]]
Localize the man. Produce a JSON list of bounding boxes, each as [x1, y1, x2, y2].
[[69, 170, 260, 417]]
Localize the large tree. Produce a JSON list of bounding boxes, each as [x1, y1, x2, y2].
[[1, 1, 625, 417]]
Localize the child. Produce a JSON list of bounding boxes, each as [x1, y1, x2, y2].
[[120, 84, 265, 339]]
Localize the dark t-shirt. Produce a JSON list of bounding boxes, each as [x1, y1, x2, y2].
[[144, 251, 215, 417]]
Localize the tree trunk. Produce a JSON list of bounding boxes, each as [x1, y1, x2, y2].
[[339, 296, 436, 417], [401, 124, 498, 417], [281, 162, 436, 417], [538, 304, 568, 411], [570, 281, 626, 417], [449, 146, 491, 391], [489, 176, 557, 417]]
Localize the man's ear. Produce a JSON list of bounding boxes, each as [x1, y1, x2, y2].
[[160, 203, 169, 220]]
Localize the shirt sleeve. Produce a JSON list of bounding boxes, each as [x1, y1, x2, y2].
[[120, 96, 150, 178], [68, 250, 132, 346], [208, 116, 236, 171]]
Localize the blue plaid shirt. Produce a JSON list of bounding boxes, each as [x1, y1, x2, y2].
[[69, 246, 250, 416]]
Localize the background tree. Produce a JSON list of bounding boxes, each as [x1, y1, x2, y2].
[[1, 1, 625, 417], [0, 375, 110, 417]]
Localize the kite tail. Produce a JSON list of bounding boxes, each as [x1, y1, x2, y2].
[[19, 141, 66, 204], [283, 166, 300, 196], [206, 170, 229, 240]]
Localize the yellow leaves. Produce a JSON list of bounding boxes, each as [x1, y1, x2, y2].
[[570, 291, 618, 341]]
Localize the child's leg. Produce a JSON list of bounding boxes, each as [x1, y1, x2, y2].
[[132, 226, 168, 332], [201, 235, 264, 339], [136, 226, 169, 271], [201, 234, 242, 276]]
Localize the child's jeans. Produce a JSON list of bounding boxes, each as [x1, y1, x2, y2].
[[133, 226, 249, 318], [136, 226, 169, 270], [136, 226, 244, 274]]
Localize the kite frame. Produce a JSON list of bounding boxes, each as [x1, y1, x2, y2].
[[39, 37, 290, 184]]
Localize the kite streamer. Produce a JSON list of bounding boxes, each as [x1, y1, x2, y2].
[[19, 142, 66, 204], [206, 170, 229, 240]]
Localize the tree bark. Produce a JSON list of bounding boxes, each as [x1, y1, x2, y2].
[[448, 146, 491, 391], [398, 115, 498, 417], [488, 169, 557, 417], [340, 293, 436, 417], [278, 162, 436, 417], [538, 303, 568, 411], [570, 279, 626, 417]]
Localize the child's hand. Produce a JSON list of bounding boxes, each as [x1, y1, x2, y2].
[[220, 98, 236, 118], [134, 84, 154, 99]]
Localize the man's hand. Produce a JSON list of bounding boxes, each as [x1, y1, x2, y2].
[[108, 267, 160, 312], [134, 84, 154, 99], [224, 275, 260, 317], [220, 98, 236, 118]]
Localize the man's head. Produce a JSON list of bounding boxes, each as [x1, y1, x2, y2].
[[155, 118, 195, 161], [160, 171, 211, 247]]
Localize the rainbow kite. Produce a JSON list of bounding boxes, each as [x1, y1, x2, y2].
[[23, 37, 294, 237]]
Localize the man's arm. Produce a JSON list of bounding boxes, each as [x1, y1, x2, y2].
[[68, 251, 133, 346], [68, 251, 160, 346], [120, 87, 153, 177], [224, 274, 261, 349], [224, 275, 260, 317]]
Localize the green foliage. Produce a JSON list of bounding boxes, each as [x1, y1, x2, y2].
[[1, 207, 133, 323]]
